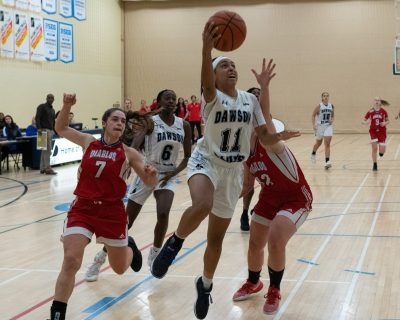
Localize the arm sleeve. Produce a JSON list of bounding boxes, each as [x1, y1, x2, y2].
[[252, 96, 266, 128]]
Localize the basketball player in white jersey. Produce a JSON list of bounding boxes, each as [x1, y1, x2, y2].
[[85, 89, 192, 281], [150, 21, 300, 320], [311, 92, 335, 169]]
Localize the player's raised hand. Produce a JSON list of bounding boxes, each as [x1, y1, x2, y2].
[[202, 22, 220, 53], [63, 93, 76, 108], [251, 58, 276, 89]]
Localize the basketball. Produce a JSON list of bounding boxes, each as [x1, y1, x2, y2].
[[207, 10, 247, 52]]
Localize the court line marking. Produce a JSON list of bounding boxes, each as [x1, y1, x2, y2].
[[0, 270, 31, 287], [395, 144, 400, 160], [82, 239, 208, 320], [339, 174, 391, 320], [8, 231, 174, 320], [273, 173, 370, 320]]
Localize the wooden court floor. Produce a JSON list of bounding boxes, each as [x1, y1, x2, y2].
[[1, 133, 400, 320]]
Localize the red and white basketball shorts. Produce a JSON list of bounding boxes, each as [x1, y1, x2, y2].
[[252, 191, 312, 230], [369, 130, 386, 144], [62, 197, 128, 247]]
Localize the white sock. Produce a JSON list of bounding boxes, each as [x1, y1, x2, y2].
[[201, 275, 213, 290], [152, 247, 160, 253]]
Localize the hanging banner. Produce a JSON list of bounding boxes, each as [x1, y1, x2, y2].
[[43, 18, 57, 61], [29, 0, 40, 13], [14, 11, 29, 60], [59, 21, 72, 63], [0, 7, 14, 58], [2, 0, 15, 6], [42, 0, 56, 14], [30, 15, 43, 61], [73, 0, 85, 21], [59, 0, 72, 18], [15, 0, 28, 10]]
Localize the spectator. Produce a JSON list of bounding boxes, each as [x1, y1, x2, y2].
[[150, 98, 158, 111], [2, 115, 22, 140], [68, 112, 75, 125], [187, 95, 202, 144], [0, 112, 5, 137], [139, 99, 150, 113], [26, 116, 38, 136], [124, 98, 133, 112], [175, 97, 187, 119], [35, 93, 57, 175], [1, 115, 22, 161]]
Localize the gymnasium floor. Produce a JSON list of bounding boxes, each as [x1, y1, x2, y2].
[[1, 133, 400, 320]]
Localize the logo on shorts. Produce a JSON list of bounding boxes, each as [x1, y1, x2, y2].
[[130, 188, 137, 194], [195, 164, 204, 170], [120, 234, 125, 239]]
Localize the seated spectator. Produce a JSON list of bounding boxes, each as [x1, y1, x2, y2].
[[0, 112, 5, 137], [2, 115, 22, 140], [124, 98, 133, 112], [68, 112, 75, 125], [26, 116, 38, 136], [1, 115, 22, 161]]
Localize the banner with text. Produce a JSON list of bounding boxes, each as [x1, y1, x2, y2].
[[30, 14, 43, 61], [59, 21, 72, 63], [42, 0, 56, 14], [14, 11, 29, 60], [0, 7, 14, 58], [43, 18, 57, 61]]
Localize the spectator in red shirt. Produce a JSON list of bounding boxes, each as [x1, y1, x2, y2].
[[174, 97, 187, 119], [139, 99, 150, 113], [150, 98, 158, 111], [187, 95, 202, 144]]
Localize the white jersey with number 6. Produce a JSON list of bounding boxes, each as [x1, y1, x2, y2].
[[197, 89, 266, 168], [143, 115, 185, 172]]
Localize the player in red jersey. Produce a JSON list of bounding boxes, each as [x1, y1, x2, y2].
[[49, 94, 157, 320], [362, 97, 389, 171], [232, 59, 313, 315]]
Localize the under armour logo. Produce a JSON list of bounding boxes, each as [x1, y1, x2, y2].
[[120, 234, 125, 239], [130, 188, 137, 194], [196, 164, 204, 170], [222, 100, 228, 105]]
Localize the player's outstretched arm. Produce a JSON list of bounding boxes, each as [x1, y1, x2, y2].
[[125, 146, 157, 187], [55, 93, 95, 149]]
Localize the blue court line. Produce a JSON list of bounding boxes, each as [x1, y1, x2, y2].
[[297, 259, 319, 266], [83, 297, 115, 313], [344, 269, 375, 276], [83, 239, 207, 320]]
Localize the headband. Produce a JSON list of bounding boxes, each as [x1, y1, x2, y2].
[[212, 56, 229, 70]]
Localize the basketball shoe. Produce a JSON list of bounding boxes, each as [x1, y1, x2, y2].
[[151, 236, 180, 278], [194, 276, 213, 319], [85, 250, 107, 282], [263, 286, 281, 314], [240, 212, 250, 231], [128, 236, 142, 272], [232, 279, 263, 301], [147, 247, 160, 268], [324, 161, 332, 169]]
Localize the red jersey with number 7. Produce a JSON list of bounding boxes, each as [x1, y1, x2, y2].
[[364, 108, 388, 133], [74, 139, 131, 201]]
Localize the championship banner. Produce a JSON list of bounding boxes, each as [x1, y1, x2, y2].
[[29, 0, 40, 13], [59, 0, 72, 18], [30, 15, 43, 61], [0, 7, 14, 58], [73, 0, 85, 21], [1, 0, 15, 7], [14, 11, 29, 60], [59, 21, 72, 63], [43, 18, 57, 61], [42, 0, 56, 14], [15, 0, 28, 10]]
